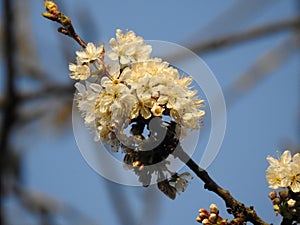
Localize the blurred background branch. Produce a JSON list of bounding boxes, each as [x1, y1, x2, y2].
[[1, 0, 19, 224]]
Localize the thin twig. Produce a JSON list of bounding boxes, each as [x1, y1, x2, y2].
[[174, 146, 269, 225], [42, 0, 87, 48]]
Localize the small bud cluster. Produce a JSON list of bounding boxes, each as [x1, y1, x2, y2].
[[196, 204, 228, 225], [268, 189, 300, 223]]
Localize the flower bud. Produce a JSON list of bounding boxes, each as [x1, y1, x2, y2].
[[199, 212, 209, 219], [196, 216, 202, 223], [268, 191, 277, 200], [208, 213, 217, 223], [279, 190, 288, 199], [272, 197, 281, 205], [202, 218, 211, 225], [273, 204, 280, 212], [198, 208, 209, 214], [209, 203, 219, 214], [132, 160, 141, 167], [287, 199, 296, 208], [44, 1, 58, 13]]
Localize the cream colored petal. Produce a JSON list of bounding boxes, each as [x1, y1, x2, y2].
[[292, 153, 300, 164], [108, 51, 119, 61], [120, 56, 130, 65], [109, 38, 118, 48], [170, 109, 180, 121], [157, 96, 168, 105], [290, 181, 300, 193], [130, 104, 140, 119], [74, 82, 86, 94], [141, 107, 151, 119], [281, 150, 292, 165]]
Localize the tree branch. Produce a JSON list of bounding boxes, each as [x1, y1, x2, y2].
[[174, 146, 269, 225]]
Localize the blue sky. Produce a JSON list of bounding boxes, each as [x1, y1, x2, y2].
[[8, 0, 299, 224]]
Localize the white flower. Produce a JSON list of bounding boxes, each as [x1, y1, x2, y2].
[[266, 150, 300, 192], [288, 162, 300, 192], [267, 150, 291, 168], [169, 172, 193, 193], [266, 166, 289, 189], [95, 115, 111, 140], [76, 42, 104, 63], [128, 61, 204, 128], [101, 63, 131, 86], [108, 29, 152, 65], [75, 81, 102, 124], [130, 99, 154, 119], [110, 92, 137, 122], [130, 74, 160, 119], [97, 82, 137, 122], [181, 110, 205, 129], [69, 63, 91, 80]]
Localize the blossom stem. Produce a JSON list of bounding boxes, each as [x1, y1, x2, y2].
[[174, 145, 269, 225], [42, 0, 87, 48], [96, 58, 113, 80]]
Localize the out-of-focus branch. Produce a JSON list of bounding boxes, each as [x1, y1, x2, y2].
[[140, 187, 161, 225], [104, 182, 136, 225], [14, 186, 102, 225], [174, 147, 269, 225], [1, 0, 18, 224], [18, 84, 74, 101], [191, 16, 300, 54], [167, 16, 300, 63], [225, 34, 300, 107], [183, 0, 274, 45], [16, 0, 46, 81], [1, 0, 17, 159], [0, 84, 73, 110]]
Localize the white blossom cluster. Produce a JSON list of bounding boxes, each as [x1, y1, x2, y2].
[[266, 150, 300, 193], [69, 43, 105, 80], [70, 29, 205, 150]]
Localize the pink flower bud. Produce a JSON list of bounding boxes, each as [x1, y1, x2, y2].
[[209, 203, 219, 214], [202, 218, 211, 225]]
